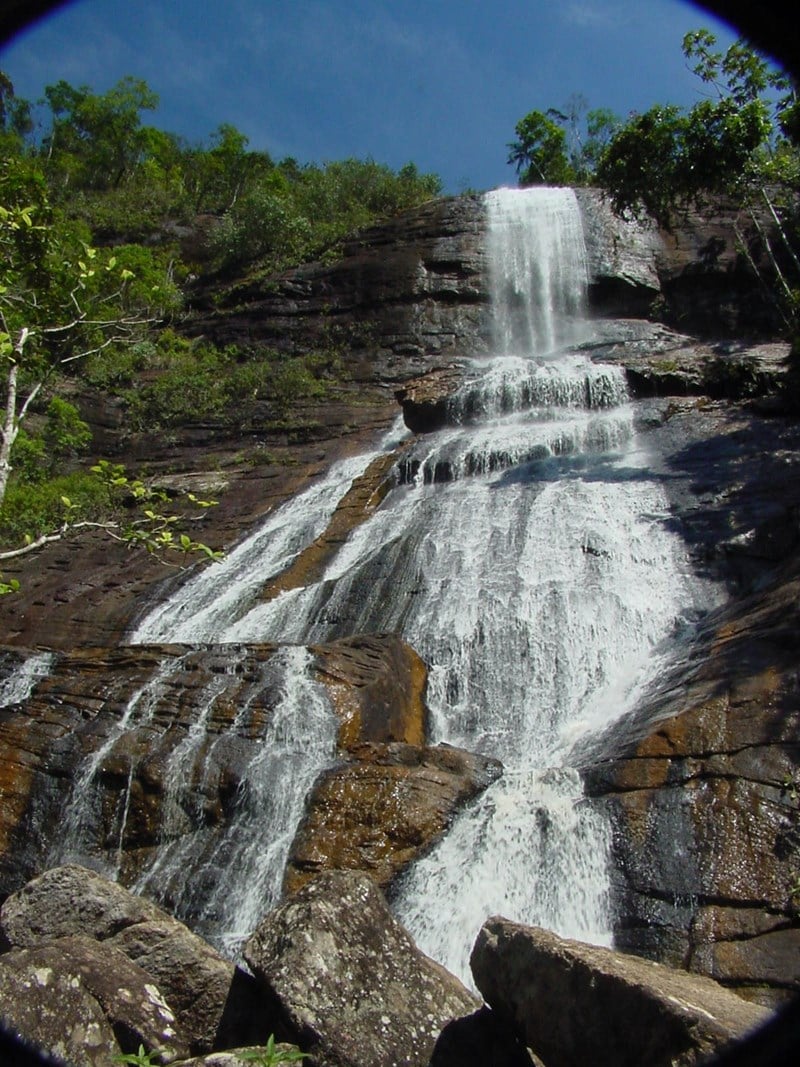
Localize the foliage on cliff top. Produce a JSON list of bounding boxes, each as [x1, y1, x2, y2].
[[508, 28, 800, 332], [0, 70, 441, 593]]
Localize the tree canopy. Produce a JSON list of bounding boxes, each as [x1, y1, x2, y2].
[[508, 28, 800, 332], [0, 70, 443, 592]]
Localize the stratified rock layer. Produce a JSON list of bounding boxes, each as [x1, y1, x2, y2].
[[0, 638, 499, 925], [583, 559, 800, 1006]]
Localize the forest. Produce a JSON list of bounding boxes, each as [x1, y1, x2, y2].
[[0, 27, 798, 593], [0, 68, 443, 589]]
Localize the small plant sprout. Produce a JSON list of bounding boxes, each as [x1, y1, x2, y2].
[[237, 1034, 311, 1066], [113, 1045, 162, 1067]]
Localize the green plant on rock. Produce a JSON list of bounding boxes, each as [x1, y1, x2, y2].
[[238, 1035, 311, 1066], [0, 460, 223, 595], [113, 1045, 161, 1067]]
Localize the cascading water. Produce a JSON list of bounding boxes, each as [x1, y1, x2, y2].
[[46, 645, 339, 957], [0, 651, 55, 708], [132, 645, 338, 956], [131, 187, 711, 979]]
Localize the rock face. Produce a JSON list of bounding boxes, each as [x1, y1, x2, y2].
[[284, 742, 502, 895], [470, 918, 770, 1067], [1, 186, 799, 1051], [0, 638, 499, 935], [582, 559, 800, 1007], [243, 869, 482, 1067], [188, 196, 491, 382]]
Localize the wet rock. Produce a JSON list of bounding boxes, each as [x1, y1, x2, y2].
[[0, 637, 434, 899], [0, 865, 270, 1054], [284, 741, 502, 894], [577, 188, 662, 316], [582, 560, 800, 1006], [470, 919, 771, 1067], [396, 366, 472, 433], [313, 635, 430, 749], [244, 870, 480, 1067]]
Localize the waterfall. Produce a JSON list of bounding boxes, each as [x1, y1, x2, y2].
[[131, 187, 711, 980], [132, 645, 338, 956], [0, 651, 54, 708], [46, 645, 338, 957]]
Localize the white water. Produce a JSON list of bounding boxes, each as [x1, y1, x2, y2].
[[52, 653, 190, 872], [132, 645, 338, 956], [0, 651, 54, 708], [128, 434, 406, 644], [131, 187, 712, 979], [47, 644, 338, 956]]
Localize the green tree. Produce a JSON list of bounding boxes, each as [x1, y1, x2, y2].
[[0, 154, 179, 506], [42, 76, 159, 191], [183, 123, 273, 214], [507, 110, 574, 185], [594, 29, 799, 329], [0, 71, 33, 152], [596, 30, 793, 226]]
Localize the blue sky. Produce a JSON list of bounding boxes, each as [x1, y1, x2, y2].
[[1, 0, 744, 193]]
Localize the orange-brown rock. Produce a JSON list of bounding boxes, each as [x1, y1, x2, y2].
[[0, 637, 499, 924], [583, 559, 800, 1007], [260, 446, 410, 603], [283, 741, 501, 895], [313, 634, 429, 749]]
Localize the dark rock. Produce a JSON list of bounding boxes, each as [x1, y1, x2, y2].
[[0, 944, 119, 1067], [581, 561, 800, 1007], [284, 742, 502, 895], [470, 918, 771, 1067], [244, 870, 480, 1067], [187, 196, 491, 382], [0, 935, 187, 1064], [0, 865, 270, 1054], [577, 188, 662, 317]]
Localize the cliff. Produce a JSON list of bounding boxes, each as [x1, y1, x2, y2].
[[1, 188, 798, 1013]]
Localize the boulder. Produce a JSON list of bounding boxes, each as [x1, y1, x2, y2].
[[313, 634, 431, 750], [284, 741, 502, 894], [0, 865, 270, 1054], [243, 870, 481, 1067], [0, 945, 119, 1067], [470, 919, 771, 1067], [0, 935, 186, 1064]]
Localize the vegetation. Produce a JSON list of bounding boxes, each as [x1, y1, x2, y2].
[[0, 69, 442, 592], [238, 1036, 311, 1065], [508, 29, 800, 333]]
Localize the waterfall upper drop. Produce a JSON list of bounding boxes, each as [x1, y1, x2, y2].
[[485, 186, 589, 356], [127, 186, 710, 981]]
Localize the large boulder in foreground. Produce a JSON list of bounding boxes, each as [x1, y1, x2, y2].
[[471, 918, 771, 1067], [244, 870, 524, 1067], [0, 935, 187, 1064], [0, 865, 270, 1054]]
